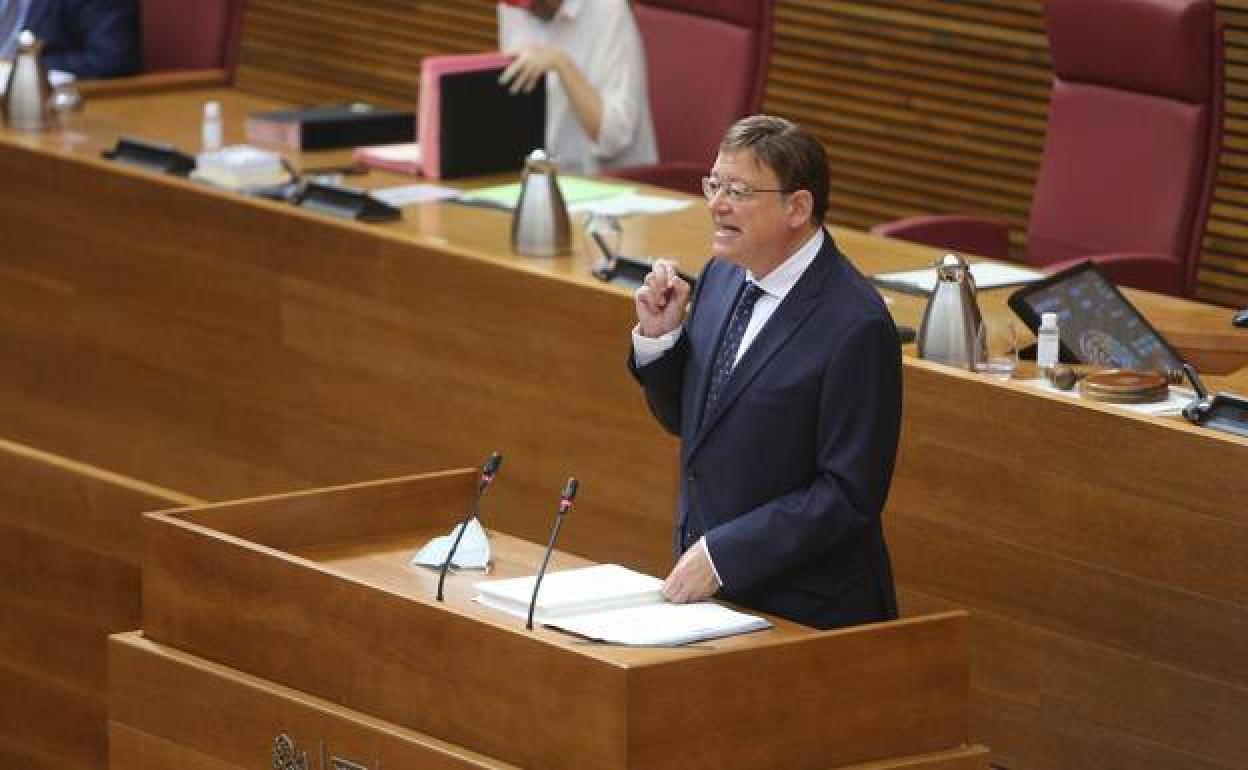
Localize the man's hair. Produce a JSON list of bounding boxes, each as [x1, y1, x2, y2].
[[719, 115, 830, 224]]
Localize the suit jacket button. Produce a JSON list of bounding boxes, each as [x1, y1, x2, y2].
[[686, 471, 696, 481]]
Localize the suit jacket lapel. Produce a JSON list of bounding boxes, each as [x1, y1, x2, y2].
[[686, 239, 838, 456], [22, 0, 48, 33], [685, 269, 745, 436]]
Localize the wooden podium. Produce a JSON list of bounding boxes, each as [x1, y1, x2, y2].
[[110, 469, 987, 769]]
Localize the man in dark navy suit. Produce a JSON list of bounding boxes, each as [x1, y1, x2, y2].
[[629, 115, 902, 630], [1, 0, 139, 78]]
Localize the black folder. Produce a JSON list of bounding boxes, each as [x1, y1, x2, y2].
[[247, 103, 416, 151], [419, 53, 546, 179]]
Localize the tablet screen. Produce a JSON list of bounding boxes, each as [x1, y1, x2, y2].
[[1007, 262, 1185, 373]]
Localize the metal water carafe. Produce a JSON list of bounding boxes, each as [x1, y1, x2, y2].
[[512, 149, 571, 257], [2, 30, 55, 131], [917, 253, 983, 370]]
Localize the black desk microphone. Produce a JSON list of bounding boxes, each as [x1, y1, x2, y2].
[[436, 451, 503, 602], [526, 477, 579, 630]]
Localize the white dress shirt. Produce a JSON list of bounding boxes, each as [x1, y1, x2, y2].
[[632, 228, 825, 584], [498, 0, 658, 176], [633, 228, 825, 367]]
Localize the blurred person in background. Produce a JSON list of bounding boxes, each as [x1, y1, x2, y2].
[[0, 0, 139, 78], [498, 0, 657, 176]]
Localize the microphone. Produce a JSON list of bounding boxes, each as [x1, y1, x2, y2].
[[437, 451, 503, 601], [526, 477, 579, 630]]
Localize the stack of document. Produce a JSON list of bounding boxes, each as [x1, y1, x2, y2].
[[475, 564, 770, 646], [354, 142, 423, 175], [191, 145, 291, 190]]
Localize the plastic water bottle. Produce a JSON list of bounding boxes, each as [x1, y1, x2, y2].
[[201, 100, 223, 153], [1037, 312, 1060, 372]]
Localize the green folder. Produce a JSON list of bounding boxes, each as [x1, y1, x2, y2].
[[458, 177, 633, 209]]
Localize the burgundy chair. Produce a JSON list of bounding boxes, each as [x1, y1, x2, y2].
[[140, 0, 246, 73], [873, 0, 1223, 298], [605, 0, 774, 195]]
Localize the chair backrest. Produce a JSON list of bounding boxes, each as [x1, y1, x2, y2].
[[1028, 0, 1223, 297], [632, 0, 773, 165], [141, 0, 246, 72]]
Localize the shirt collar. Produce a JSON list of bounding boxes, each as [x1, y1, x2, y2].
[[747, 228, 824, 301]]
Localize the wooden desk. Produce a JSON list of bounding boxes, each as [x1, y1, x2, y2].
[[113, 468, 982, 770], [2, 85, 1247, 770]]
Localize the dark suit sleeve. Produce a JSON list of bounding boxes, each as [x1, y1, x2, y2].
[[628, 331, 690, 436], [627, 259, 713, 437], [41, 0, 140, 78], [705, 314, 902, 593]]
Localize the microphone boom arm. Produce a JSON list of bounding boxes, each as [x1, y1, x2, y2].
[[437, 451, 503, 601], [526, 477, 579, 630]]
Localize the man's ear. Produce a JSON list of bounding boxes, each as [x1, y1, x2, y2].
[[786, 189, 814, 228]]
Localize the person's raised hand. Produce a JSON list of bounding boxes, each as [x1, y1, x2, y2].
[[634, 260, 691, 338], [499, 45, 563, 94]]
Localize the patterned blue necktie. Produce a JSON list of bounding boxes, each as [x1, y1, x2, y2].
[[702, 281, 763, 421]]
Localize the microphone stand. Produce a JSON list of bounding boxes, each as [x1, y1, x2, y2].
[[1181, 363, 1213, 424], [526, 477, 579, 631], [437, 451, 503, 602]]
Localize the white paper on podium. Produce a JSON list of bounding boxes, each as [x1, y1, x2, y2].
[[474, 564, 771, 646], [410, 517, 491, 570], [549, 601, 771, 647], [476, 564, 663, 620]]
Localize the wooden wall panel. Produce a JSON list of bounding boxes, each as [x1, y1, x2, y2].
[[232, 0, 1248, 305], [0, 439, 197, 770], [889, 361, 1248, 770], [109, 633, 517, 770], [0, 139, 680, 575], [234, 0, 498, 108], [767, 0, 1248, 307], [0, 737, 67, 770], [0, 665, 104, 769]]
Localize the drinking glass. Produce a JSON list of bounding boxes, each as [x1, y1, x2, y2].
[[975, 318, 1018, 380]]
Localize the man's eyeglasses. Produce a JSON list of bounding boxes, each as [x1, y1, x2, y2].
[[701, 176, 790, 203]]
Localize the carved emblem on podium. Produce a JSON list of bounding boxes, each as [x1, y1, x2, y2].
[[271, 733, 309, 770]]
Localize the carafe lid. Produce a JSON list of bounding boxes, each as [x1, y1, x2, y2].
[[934, 252, 970, 282], [524, 148, 556, 173]]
